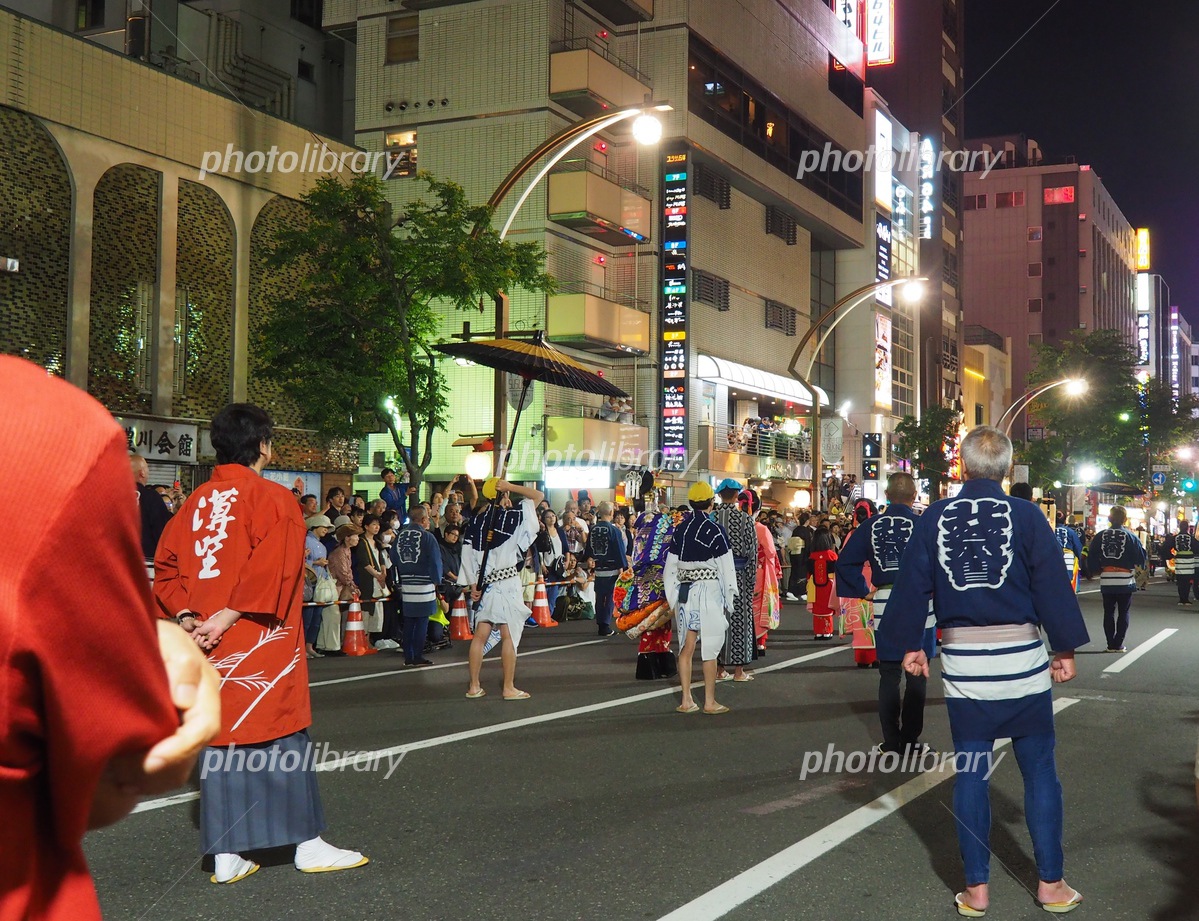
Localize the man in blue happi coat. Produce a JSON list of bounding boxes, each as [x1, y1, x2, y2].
[[392, 504, 442, 667], [1083, 505, 1145, 653], [878, 426, 1089, 917]]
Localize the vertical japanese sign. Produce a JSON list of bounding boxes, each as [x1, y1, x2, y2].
[[661, 145, 691, 473], [919, 137, 936, 240]]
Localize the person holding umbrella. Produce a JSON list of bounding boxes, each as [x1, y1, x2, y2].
[[460, 477, 545, 700]]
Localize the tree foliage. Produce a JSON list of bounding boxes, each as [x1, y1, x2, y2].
[[256, 172, 554, 492], [893, 405, 961, 500], [1118, 378, 1199, 492]]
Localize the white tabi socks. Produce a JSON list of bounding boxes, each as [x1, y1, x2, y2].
[[293, 836, 369, 873], [211, 853, 259, 884]]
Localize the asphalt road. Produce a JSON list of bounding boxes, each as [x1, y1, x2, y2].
[[88, 576, 1199, 920]]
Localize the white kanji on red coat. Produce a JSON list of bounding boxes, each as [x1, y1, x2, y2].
[[192, 486, 239, 580]]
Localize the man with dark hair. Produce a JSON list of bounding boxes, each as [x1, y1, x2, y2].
[[665, 482, 738, 714], [380, 467, 407, 518], [393, 504, 442, 667], [1054, 511, 1084, 592], [880, 426, 1087, 916], [1085, 505, 1146, 652], [836, 472, 931, 753], [322, 486, 346, 522], [712, 477, 757, 681], [1008, 481, 1034, 501], [154, 403, 367, 884], [300, 494, 319, 517], [1172, 521, 1196, 604]]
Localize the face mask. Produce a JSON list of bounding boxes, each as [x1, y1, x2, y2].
[[382, 533, 393, 544]]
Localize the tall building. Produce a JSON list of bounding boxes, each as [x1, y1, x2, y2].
[[333, 0, 876, 503], [864, 0, 966, 414], [961, 135, 1137, 437], [0, 5, 359, 492]]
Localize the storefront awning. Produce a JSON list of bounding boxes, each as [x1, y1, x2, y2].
[[696, 354, 829, 408]]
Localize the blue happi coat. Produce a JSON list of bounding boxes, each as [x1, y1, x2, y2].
[[391, 524, 443, 616], [834, 503, 934, 661], [1083, 525, 1146, 593], [878, 478, 1089, 743], [586, 519, 628, 578]]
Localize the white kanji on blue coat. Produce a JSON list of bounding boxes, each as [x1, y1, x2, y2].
[[871, 517, 914, 573], [1177, 534, 1193, 554], [1054, 526, 1071, 548], [1100, 529, 1127, 561], [591, 525, 610, 558], [396, 528, 423, 564], [936, 498, 1014, 591]]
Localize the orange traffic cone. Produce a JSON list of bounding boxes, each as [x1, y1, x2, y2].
[[531, 575, 557, 628], [341, 597, 377, 656], [449, 592, 473, 641]]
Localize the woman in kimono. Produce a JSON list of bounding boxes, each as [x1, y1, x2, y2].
[[808, 526, 838, 639], [617, 493, 678, 680], [739, 489, 781, 656], [840, 500, 879, 667]]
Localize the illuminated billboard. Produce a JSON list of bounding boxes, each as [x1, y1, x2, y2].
[[833, 0, 895, 67], [1136, 228, 1151, 271], [875, 312, 893, 409], [660, 146, 691, 473], [875, 112, 893, 207]]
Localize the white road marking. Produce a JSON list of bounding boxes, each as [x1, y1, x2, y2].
[[656, 698, 1081, 921], [308, 639, 607, 688], [1102, 628, 1178, 674], [131, 644, 851, 814]]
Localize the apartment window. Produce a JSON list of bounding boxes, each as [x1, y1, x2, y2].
[[298, 59, 315, 82], [695, 163, 731, 209], [995, 191, 1025, 208], [975, 403, 984, 426], [764, 299, 798, 336], [1028, 226, 1042, 241], [827, 54, 865, 116], [765, 206, 798, 245], [943, 173, 960, 211], [75, 0, 104, 30], [290, 0, 321, 29], [1029, 333, 1043, 347], [693, 270, 730, 311], [386, 14, 419, 64], [962, 193, 987, 210], [1028, 262, 1043, 277], [1028, 297, 1042, 313]]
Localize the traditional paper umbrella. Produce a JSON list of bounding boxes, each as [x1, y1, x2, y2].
[[435, 330, 628, 608]]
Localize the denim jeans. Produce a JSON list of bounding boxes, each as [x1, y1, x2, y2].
[[1101, 591, 1132, 648], [301, 604, 321, 644], [953, 732, 1064, 885]]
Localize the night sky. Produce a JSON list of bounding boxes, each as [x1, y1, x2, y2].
[[963, 0, 1199, 323]]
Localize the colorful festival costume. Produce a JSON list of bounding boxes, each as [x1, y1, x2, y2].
[[1054, 523, 1083, 592], [808, 548, 838, 637], [753, 520, 782, 652], [712, 501, 759, 667], [617, 510, 679, 679], [459, 498, 540, 649]]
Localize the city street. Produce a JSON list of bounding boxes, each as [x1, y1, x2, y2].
[[87, 578, 1199, 921]]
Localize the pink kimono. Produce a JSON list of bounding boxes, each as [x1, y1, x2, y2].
[[753, 521, 782, 651]]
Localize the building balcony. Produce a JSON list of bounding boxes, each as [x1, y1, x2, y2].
[[549, 38, 652, 119], [547, 159, 651, 245], [576, 0, 653, 25], [544, 401, 649, 466], [697, 424, 814, 484], [546, 283, 650, 357]]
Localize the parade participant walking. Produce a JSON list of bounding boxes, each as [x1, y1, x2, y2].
[[1084, 505, 1147, 652], [154, 403, 368, 884], [807, 526, 838, 639], [740, 488, 782, 656], [461, 478, 544, 700], [837, 499, 880, 667], [618, 484, 679, 680], [585, 500, 628, 638], [393, 504, 443, 666], [1054, 512, 1084, 592], [1173, 522, 1196, 604], [665, 482, 738, 714], [712, 478, 758, 680], [879, 426, 1088, 917], [836, 473, 933, 752]]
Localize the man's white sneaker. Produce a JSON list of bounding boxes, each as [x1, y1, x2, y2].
[[294, 836, 369, 873], [212, 853, 259, 884]]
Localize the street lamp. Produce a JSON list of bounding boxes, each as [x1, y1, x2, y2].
[[482, 102, 672, 470], [787, 275, 927, 508], [996, 377, 1088, 436]]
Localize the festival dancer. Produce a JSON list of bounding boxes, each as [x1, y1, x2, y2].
[[1054, 512, 1084, 592], [738, 488, 781, 656], [879, 427, 1088, 917], [664, 482, 738, 714], [617, 482, 679, 680], [837, 499, 879, 666], [1084, 505, 1146, 653], [460, 478, 545, 700], [712, 478, 758, 681], [807, 526, 838, 639]]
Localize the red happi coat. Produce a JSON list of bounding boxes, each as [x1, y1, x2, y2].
[[154, 464, 311, 747], [808, 549, 838, 615]]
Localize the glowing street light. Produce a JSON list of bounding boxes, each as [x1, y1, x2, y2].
[[996, 377, 1088, 435], [631, 112, 664, 146], [1078, 464, 1100, 484]]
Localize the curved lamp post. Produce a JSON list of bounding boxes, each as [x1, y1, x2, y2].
[[481, 103, 672, 470], [787, 276, 927, 507], [997, 377, 1088, 436]]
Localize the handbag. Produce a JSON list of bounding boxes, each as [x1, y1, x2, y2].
[[313, 575, 338, 605]]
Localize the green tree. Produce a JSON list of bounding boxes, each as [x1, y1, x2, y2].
[[893, 405, 961, 500], [1016, 329, 1139, 489], [1119, 378, 1199, 493], [256, 173, 554, 493]]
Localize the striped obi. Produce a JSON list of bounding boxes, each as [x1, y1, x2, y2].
[[940, 623, 1053, 742], [873, 587, 938, 660], [1175, 554, 1196, 576], [1099, 566, 1134, 592], [1062, 549, 1077, 575], [400, 579, 437, 616]]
